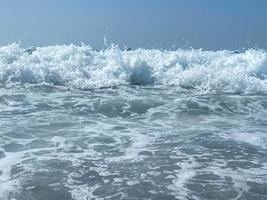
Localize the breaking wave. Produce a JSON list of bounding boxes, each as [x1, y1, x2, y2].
[[1, 43, 267, 93]]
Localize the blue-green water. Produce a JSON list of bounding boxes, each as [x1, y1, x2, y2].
[[0, 44, 267, 200]]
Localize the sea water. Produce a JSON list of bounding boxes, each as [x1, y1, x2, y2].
[[0, 44, 266, 200]]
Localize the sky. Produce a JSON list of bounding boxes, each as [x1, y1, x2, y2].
[[0, 0, 266, 50]]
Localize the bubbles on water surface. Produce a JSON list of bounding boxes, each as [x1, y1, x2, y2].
[[0, 45, 267, 199]]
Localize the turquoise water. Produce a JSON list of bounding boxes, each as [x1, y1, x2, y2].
[[0, 44, 267, 200]]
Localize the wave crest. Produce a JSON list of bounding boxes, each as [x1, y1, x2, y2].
[[0, 43, 267, 93]]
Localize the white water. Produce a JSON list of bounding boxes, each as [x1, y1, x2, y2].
[[0, 43, 267, 93], [1, 44, 267, 200]]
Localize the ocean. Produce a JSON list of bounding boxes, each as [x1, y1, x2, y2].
[[0, 43, 267, 200]]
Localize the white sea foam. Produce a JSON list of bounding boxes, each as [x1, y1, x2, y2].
[[0, 151, 21, 199], [0, 43, 267, 93]]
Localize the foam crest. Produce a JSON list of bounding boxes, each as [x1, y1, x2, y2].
[[0, 43, 267, 93]]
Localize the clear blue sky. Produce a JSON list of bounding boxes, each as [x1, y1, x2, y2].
[[0, 0, 266, 50]]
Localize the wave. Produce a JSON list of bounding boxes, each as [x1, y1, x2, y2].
[[0, 43, 267, 93]]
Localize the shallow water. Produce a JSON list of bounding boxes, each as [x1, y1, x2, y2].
[[0, 44, 267, 200], [0, 85, 266, 200]]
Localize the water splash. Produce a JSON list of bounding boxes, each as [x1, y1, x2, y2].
[[0, 43, 267, 93]]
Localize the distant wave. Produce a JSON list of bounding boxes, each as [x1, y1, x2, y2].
[[0, 43, 267, 93]]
